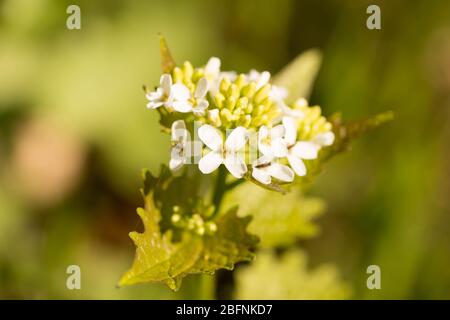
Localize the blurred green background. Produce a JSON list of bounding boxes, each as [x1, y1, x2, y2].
[[1, 0, 449, 299]]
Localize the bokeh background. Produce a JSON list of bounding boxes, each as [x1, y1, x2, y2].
[[1, 0, 449, 299]]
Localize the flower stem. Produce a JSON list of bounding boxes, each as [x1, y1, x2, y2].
[[212, 166, 227, 217], [197, 274, 216, 300]]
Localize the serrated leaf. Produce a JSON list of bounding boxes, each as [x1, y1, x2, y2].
[[117, 190, 202, 290], [190, 207, 259, 273], [224, 183, 325, 247], [273, 49, 322, 103], [119, 166, 258, 291]]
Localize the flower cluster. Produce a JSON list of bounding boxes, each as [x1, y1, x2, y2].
[[145, 57, 335, 185]]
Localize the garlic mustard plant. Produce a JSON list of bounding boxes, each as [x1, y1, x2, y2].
[[118, 36, 393, 293]]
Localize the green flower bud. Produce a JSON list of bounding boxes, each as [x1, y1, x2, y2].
[[214, 93, 226, 109], [220, 108, 233, 125], [182, 61, 194, 80], [235, 74, 246, 89], [172, 67, 184, 83], [253, 84, 271, 104], [225, 96, 237, 111], [219, 77, 231, 94], [227, 84, 240, 101], [241, 82, 256, 98]]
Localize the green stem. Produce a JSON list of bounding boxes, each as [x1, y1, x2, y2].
[[212, 166, 227, 216], [197, 274, 216, 300], [195, 168, 228, 300]]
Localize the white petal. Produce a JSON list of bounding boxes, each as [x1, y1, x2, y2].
[[220, 71, 237, 82], [253, 154, 273, 166], [193, 99, 209, 115], [247, 70, 259, 82], [172, 100, 193, 113], [224, 154, 247, 178], [271, 125, 285, 139], [269, 85, 289, 102], [198, 124, 223, 151], [225, 126, 247, 151], [205, 57, 221, 75], [171, 83, 191, 101], [194, 78, 208, 99], [258, 126, 269, 140], [256, 71, 271, 89], [257, 126, 271, 156], [291, 141, 319, 160], [287, 154, 307, 176], [279, 102, 304, 119], [146, 88, 163, 101], [169, 144, 185, 171], [160, 74, 172, 94], [282, 116, 298, 146], [268, 163, 294, 182], [296, 98, 308, 107], [169, 157, 184, 171], [146, 101, 164, 109], [315, 132, 335, 146], [171, 120, 187, 143], [208, 108, 219, 117], [271, 137, 288, 158], [258, 142, 272, 158], [252, 167, 271, 185], [198, 151, 223, 174]]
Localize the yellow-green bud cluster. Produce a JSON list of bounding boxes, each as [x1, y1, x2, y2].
[[293, 100, 333, 140], [171, 61, 204, 92], [170, 61, 280, 131], [206, 76, 280, 130]]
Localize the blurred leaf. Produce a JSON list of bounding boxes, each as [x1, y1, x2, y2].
[[225, 183, 325, 247], [273, 49, 323, 102], [119, 166, 258, 291], [159, 35, 176, 73], [235, 249, 352, 300]]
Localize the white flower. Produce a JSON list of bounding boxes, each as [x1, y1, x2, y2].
[[283, 116, 320, 176], [171, 78, 209, 116], [257, 125, 288, 158], [198, 125, 248, 178], [247, 70, 271, 89], [169, 120, 189, 171], [314, 131, 335, 147], [269, 86, 305, 119], [204, 57, 221, 80], [146, 74, 172, 109], [269, 85, 289, 102], [251, 155, 294, 185], [204, 57, 237, 95]]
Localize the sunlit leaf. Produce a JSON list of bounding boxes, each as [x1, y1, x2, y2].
[[119, 166, 258, 291], [273, 49, 323, 102], [117, 202, 202, 290], [224, 183, 325, 247], [235, 249, 352, 299]]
